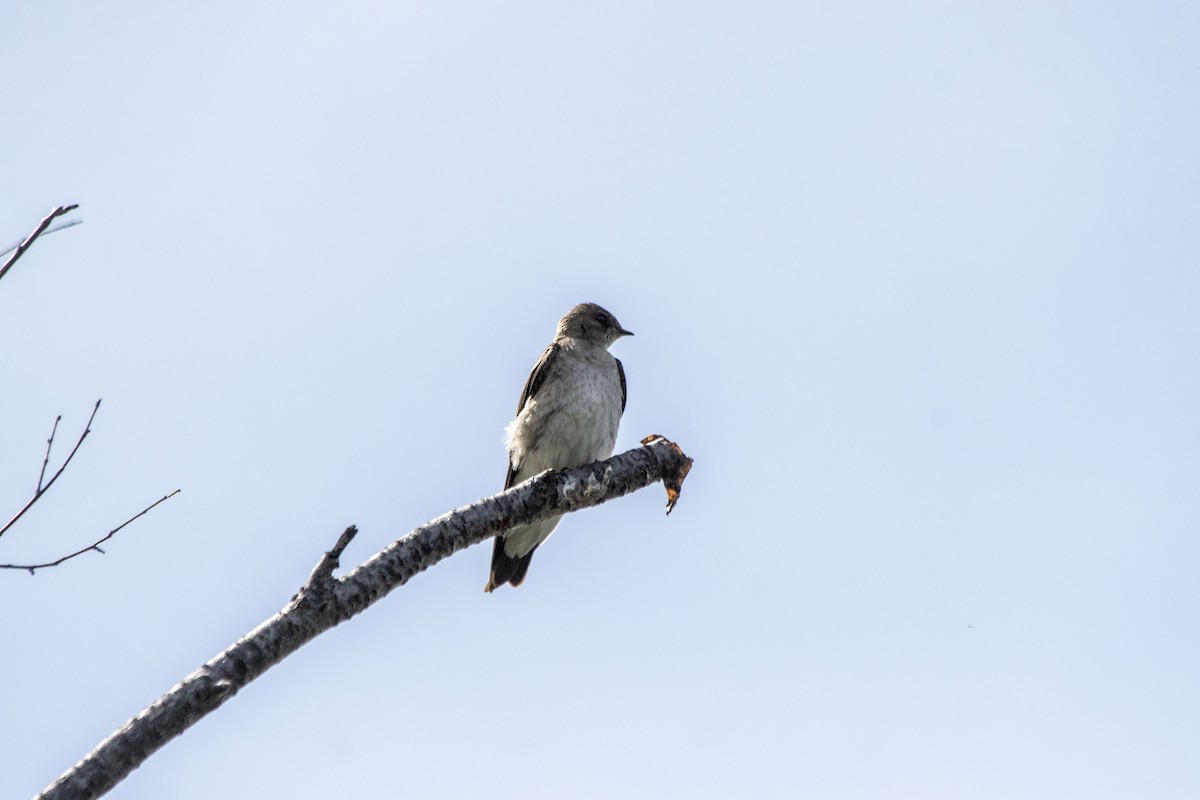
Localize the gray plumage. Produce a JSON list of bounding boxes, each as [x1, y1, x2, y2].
[[485, 302, 632, 592]]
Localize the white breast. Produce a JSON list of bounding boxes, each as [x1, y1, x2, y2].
[[506, 343, 624, 483]]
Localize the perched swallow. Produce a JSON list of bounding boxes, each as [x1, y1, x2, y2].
[[485, 302, 632, 592]]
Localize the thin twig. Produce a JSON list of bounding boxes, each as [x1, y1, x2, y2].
[[0, 219, 82, 260], [0, 400, 101, 540], [0, 204, 80, 284], [38, 415, 62, 492], [0, 489, 180, 574]]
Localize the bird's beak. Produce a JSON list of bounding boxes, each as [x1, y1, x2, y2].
[[619, 328, 634, 338]]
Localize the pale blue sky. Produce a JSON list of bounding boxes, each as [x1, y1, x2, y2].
[[3, 2, 1198, 798]]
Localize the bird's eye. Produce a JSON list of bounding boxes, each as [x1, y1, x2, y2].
[[594, 313, 609, 325]]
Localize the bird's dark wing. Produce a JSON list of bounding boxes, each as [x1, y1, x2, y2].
[[515, 343, 561, 415], [504, 342, 562, 490], [616, 356, 627, 413]]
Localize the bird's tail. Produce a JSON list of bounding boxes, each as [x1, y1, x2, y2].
[[485, 537, 536, 592]]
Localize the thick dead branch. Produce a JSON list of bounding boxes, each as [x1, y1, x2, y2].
[[0, 401, 101, 541], [0, 204, 80, 284], [36, 437, 693, 800], [0, 490, 181, 574]]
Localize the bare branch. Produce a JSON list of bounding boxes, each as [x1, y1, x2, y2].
[[0, 489, 180, 574], [0, 401, 101, 541], [0, 204, 81, 285], [36, 437, 693, 800]]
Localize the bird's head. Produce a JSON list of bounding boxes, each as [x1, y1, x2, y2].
[[556, 302, 634, 348]]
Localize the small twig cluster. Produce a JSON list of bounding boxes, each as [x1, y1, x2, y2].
[[0, 400, 181, 574], [1, 206, 179, 572]]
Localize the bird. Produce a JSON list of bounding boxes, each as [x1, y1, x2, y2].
[[485, 302, 633, 592]]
